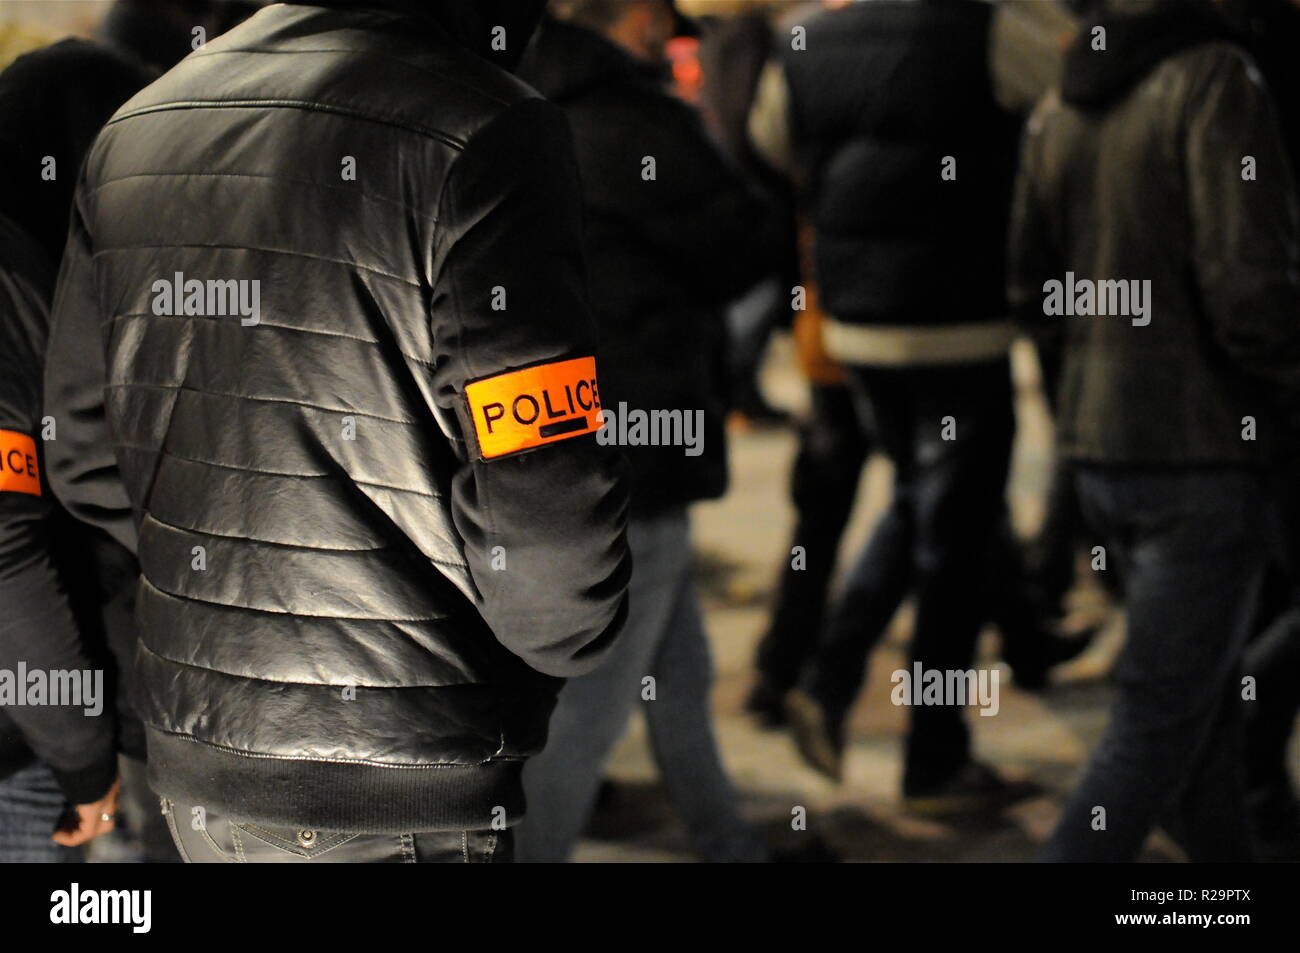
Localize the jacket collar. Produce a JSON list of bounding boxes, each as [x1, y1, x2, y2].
[[300, 0, 547, 69]]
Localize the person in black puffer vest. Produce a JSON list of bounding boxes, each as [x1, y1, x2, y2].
[[44, 0, 632, 863], [749, 0, 1033, 813]]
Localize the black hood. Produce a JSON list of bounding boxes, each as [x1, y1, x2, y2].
[[97, 0, 265, 71], [307, 0, 548, 70], [1061, 2, 1239, 110], [0, 39, 154, 263], [516, 16, 663, 103]]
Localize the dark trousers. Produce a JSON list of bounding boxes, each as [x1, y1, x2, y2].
[[1028, 456, 1086, 610], [1025, 333, 1123, 611], [120, 755, 180, 862], [804, 358, 1015, 791], [755, 383, 872, 692], [1246, 604, 1300, 785], [1245, 451, 1300, 792], [163, 799, 511, 863], [1042, 466, 1264, 862]]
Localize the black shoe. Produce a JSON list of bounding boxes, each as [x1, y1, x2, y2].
[[1005, 626, 1099, 692], [1247, 776, 1300, 862], [786, 689, 844, 783], [771, 834, 843, 863], [745, 679, 788, 729], [902, 761, 1041, 817], [732, 387, 791, 428]]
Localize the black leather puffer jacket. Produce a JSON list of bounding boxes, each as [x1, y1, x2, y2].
[[44, 1, 631, 833]]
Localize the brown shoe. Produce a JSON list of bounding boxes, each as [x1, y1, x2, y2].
[[785, 689, 844, 783]]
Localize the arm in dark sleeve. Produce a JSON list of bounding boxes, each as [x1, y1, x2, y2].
[[43, 195, 137, 555], [1188, 49, 1300, 424], [0, 263, 117, 805], [1007, 102, 1065, 357], [430, 97, 630, 679]]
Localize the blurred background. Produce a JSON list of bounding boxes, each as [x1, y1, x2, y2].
[[0, 0, 1294, 863]]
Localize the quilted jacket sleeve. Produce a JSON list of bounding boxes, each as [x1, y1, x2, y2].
[[43, 194, 138, 556], [1, 232, 117, 804], [429, 96, 631, 678]]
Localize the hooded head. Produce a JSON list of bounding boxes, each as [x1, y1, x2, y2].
[[549, 0, 685, 67], [309, 0, 550, 70], [1060, 0, 1237, 110], [435, 0, 551, 67], [97, 0, 266, 71], [0, 38, 154, 263]]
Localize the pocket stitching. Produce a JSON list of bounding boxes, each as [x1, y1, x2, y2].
[[237, 822, 358, 858]]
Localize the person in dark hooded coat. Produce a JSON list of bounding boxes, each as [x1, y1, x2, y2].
[[0, 38, 154, 862], [1010, 0, 1300, 862], [96, 0, 265, 72], [512, 2, 782, 863]]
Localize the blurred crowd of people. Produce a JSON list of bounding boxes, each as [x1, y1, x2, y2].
[[0, 0, 1298, 864]]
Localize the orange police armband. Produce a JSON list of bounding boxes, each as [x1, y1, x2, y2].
[[0, 430, 41, 496], [464, 356, 602, 460]]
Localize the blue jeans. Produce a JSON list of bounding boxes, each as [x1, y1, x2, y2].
[[0, 761, 84, 863], [804, 358, 1015, 790], [1042, 466, 1265, 862], [517, 508, 767, 862]]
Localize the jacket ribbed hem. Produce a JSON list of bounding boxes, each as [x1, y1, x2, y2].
[[146, 728, 524, 834]]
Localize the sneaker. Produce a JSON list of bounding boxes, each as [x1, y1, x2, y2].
[[1004, 626, 1099, 692]]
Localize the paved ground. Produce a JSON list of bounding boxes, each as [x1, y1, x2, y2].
[[573, 338, 1191, 862]]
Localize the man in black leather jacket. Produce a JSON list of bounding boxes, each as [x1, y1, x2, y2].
[[44, 0, 631, 863]]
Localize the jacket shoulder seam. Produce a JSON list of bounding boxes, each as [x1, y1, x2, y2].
[[140, 509, 391, 553], [183, 45, 522, 111], [107, 98, 470, 152]]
